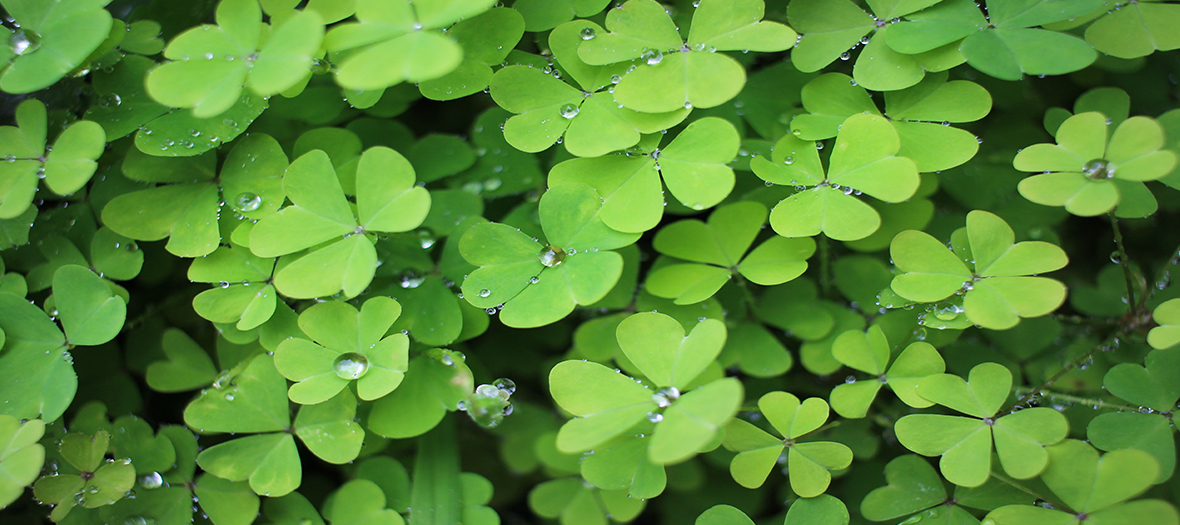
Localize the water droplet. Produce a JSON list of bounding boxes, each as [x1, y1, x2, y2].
[[641, 49, 663, 65], [646, 412, 664, 423], [539, 245, 566, 266], [478, 288, 492, 298], [840, 51, 851, 61], [1083, 158, 1115, 180], [652, 387, 680, 407], [610, 74, 622, 84], [333, 353, 369, 380], [234, 192, 261, 212], [580, 27, 596, 40], [560, 103, 580, 119], [139, 472, 163, 489], [933, 301, 963, 321], [98, 93, 122, 107], [8, 29, 41, 55]]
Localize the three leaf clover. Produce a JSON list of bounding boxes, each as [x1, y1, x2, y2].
[[885, 0, 1103, 81], [723, 392, 853, 497], [550, 312, 742, 464], [1088, 348, 1180, 483], [751, 113, 920, 241], [32, 430, 135, 522], [188, 243, 278, 331], [861, 454, 1003, 524], [0, 99, 105, 219], [184, 353, 366, 496], [645, 201, 815, 304], [146, 0, 324, 118], [888, 210, 1068, 329], [324, 0, 497, 91], [984, 440, 1180, 525], [459, 183, 638, 328], [490, 20, 689, 157], [894, 362, 1069, 487], [1014, 112, 1178, 217], [548, 117, 740, 233], [0, 265, 126, 422], [829, 325, 945, 418], [1083, 1, 1180, 59], [577, 0, 796, 112], [273, 296, 409, 405], [0, 0, 113, 93], [249, 146, 430, 299]]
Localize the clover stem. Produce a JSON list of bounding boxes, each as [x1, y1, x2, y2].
[[734, 272, 760, 319], [1010, 336, 1113, 409], [1011, 388, 1137, 412], [988, 471, 1070, 513], [1109, 213, 1138, 311], [818, 233, 832, 298]]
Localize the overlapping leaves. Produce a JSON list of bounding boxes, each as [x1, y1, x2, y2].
[[828, 325, 945, 418], [888, 210, 1068, 329], [0, 99, 105, 219]]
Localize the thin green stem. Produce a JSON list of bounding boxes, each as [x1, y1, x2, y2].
[[1011, 336, 1114, 409], [1012, 388, 1137, 412], [1148, 240, 1180, 302], [1109, 213, 1138, 311], [734, 273, 760, 318]]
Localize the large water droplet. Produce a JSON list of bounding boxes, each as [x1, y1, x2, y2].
[[932, 301, 963, 321], [539, 244, 566, 266], [478, 288, 492, 298], [1083, 158, 1115, 180], [234, 192, 261, 212], [333, 353, 369, 380], [9, 29, 41, 56], [99, 93, 122, 108], [580, 27, 596, 40], [641, 49, 663, 65], [560, 103, 579, 119]]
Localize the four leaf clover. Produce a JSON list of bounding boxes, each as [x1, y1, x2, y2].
[[894, 362, 1068, 487], [888, 210, 1068, 329], [723, 392, 853, 497], [273, 296, 409, 405], [1014, 112, 1178, 217]]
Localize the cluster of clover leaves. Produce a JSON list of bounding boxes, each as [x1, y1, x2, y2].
[[2, 0, 1180, 524]]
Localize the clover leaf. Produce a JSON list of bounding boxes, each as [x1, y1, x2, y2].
[[549, 117, 740, 233], [788, 0, 943, 91], [273, 296, 408, 405], [324, 479, 405, 525], [790, 71, 989, 172], [1084, 2, 1180, 59], [145, 0, 324, 118], [529, 477, 645, 525], [1149, 299, 1180, 350], [577, 0, 796, 112], [510, 0, 611, 32], [697, 505, 755, 525], [490, 20, 689, 157], [459, 183, 638, 328], [984, 440, 1179, 525], [104, 133, 287, 258], [579, 431, 666, 499], [1014, 112, 1177, 217], [551, 312, 742, 464], [860, 454, 988, 524], [829, 325, 945, 418], [889, 210, 1068, 329], [0, 0, 113, 93], [722, 391, 853, 496], [33, 430, 135, 521], [1103, 348, 1180, 414], [419, 7, 525, 101], [1087, 411, 1176, 485], [185, 353, 364, 496], [188, 243, 278, 331], [752, 113, 920, 241], [367, 349, 474, 439], [324, 0, 498, 91], [645, 201, 815, 304], [885, 0, 1104, 81], [0, 415, 44, 509], [0, 99, 105, 219], [894, 362, 1069, 487], [134, 89, 269, 157], [25, 227, 143, 292], [249, 146, 430, 299]]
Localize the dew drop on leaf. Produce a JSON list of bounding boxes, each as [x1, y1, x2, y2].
[[560, 103, 579, 119], [8, 29, 40, 55], [333, 353, 369, 380], [99, 93, 122, 107], [234, 192, 261, 212], [139, 472, 163, 489], [539, 245, 566, 266], [1083, 159, 1115, 180], [478, 288, 492, 298], [580, 27, 596, 40]]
